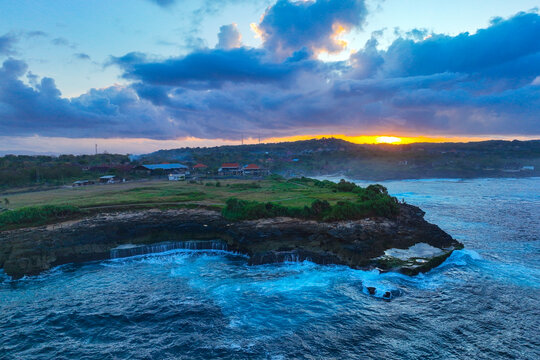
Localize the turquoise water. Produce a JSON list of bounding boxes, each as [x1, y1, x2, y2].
[[1, 178, 539, 359]]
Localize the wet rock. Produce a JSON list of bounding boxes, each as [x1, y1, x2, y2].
[[367, 287, 376, 295]]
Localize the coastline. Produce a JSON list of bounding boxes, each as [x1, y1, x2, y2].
[[0, 203, 462, 280]]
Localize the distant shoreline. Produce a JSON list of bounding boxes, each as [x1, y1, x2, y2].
[[314, 174, 540, 182]]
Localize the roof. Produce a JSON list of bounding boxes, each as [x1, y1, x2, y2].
[[221, 163, 239, 168], [193, 163, 208, 168], [243, 164, 260, 170], [100, 175, 116, 179], [140, 163, 188, 170]]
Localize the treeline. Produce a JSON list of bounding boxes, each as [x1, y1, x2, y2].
[[0, 154, 130, 189], [222, 178, 399, 221]]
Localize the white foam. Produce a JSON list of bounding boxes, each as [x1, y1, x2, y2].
[[384, 243, 445, 260]]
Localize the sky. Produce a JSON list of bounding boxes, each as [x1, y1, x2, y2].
[[0, 0, 539, 154]]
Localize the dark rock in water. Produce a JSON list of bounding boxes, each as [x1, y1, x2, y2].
[[383, 291, 392, 299], [0, 204, 462, 279], [367, 287, 376, 295]]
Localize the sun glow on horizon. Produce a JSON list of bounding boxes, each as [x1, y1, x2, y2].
[[262, 134, 524, 145], [375, 136, 402, 144]]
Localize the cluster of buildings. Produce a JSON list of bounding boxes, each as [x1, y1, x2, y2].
[[72, 161, 270, 186], [217, 163, 269, 177], [135, 162, 269, 181]]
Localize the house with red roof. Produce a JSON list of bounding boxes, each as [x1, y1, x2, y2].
[[192, 163, 209, 173], [218, 162, 241, 176], [242, 163, 270, 176]]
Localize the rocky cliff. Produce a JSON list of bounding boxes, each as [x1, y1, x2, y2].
[[0, 204, 462, 279]]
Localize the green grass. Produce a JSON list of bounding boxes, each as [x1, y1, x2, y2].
[[0, 205, 82, 229], [0, 178, 399, 229], [221, 179, 399, 221]]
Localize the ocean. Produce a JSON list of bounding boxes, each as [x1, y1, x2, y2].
[[1, 178, 539, 359]]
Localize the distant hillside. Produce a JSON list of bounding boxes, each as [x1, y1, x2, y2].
[[1, 138, 539, 190], [139, 138, 540, 180]]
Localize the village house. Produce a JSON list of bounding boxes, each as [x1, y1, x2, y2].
[[218, 163, 241, 176], [168, 173, 186, 181], [134, 163, 190, 175], [72, 180, 94, 187], [99, 175, 118, 183], [192, 163, 208, 172], [242, 163, 269, 176]]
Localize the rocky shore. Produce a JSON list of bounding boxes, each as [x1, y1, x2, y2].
[[0, 203, 462, 279]]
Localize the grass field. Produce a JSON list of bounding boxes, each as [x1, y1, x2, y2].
[[0, 178, 360, 211], [0, 178, 400, 230]]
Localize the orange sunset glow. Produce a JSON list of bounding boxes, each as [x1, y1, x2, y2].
[[262, 134, 505, 145]]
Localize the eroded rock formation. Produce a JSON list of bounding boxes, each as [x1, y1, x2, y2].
[[0, 204, 462, 279]]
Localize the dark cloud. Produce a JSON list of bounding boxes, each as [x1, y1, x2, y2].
[[0, 58, 178, 139], [1, 11, 539, 140], [258, 0, 368, 57], [380, 12, 540, 77], [0, 33, 18, 56], [74, 53, 91, 61], [112, 48, 316, 88], [216, 24, 242, 49]]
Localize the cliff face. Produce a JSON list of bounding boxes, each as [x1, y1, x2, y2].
[[0, 204, 462, 279]]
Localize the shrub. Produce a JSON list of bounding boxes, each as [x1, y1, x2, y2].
[[221, 177, 398, 222], [310, 199, 331, 217], [0, 205, 81, 229], [307, 179, 336, 189], [222, 198, 299, 220], [336, 179, 357, 192], [324, 201, 366, 221], [222, 196, 398, 222], [366, 184, 388, 195]]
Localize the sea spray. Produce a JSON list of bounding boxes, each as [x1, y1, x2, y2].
[[110, 240, 228, 259]]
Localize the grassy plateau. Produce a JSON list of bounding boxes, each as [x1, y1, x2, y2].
[[0, 177, 398, 230]]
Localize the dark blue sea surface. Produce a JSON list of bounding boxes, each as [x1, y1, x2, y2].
[[1, 178, 539, 359]]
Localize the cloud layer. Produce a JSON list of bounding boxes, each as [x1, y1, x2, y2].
[[1, 1, 539, 141]]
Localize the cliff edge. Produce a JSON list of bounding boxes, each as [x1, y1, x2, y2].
[[0, 203, 462, 279]]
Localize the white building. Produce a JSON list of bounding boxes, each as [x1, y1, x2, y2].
[[168, 173, 186, 181]]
